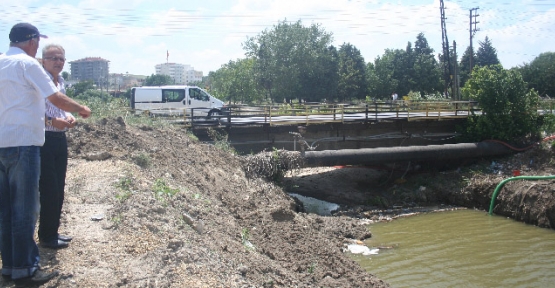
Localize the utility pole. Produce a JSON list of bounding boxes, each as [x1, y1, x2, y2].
[[469, 7, 480, 72], [452, 40, 459, 100], [440, 0, 452, 99]]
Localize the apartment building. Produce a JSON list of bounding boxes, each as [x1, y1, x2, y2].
[[69, 57, 110, 86], [155, 62, 203, 84]]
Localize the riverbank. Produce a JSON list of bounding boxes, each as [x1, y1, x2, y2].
[[284, 140, 555, 229]]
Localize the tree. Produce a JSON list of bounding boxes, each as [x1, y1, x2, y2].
[[337, 43, 367, 102], [66, 80, 95, 98], [208, 58, 260, 104], [144, 74, 173, 86], [411, 33, 442, 96], [476, 36, 500, 67], [367, 33, 442, 99], [243, 19, 336, 103], [459, 46, 476, 87], [460, 65, 540, 142], [62, 71, 70, 80], [367, 50, 398, 99], [518, 52, 555, 97]]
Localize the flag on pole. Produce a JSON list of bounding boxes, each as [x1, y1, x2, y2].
[[166, 50, 169, 62]]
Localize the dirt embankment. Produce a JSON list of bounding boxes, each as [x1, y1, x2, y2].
[[2, 116, 554, 288], [1, 117, 389, 288], [284, 139, 555, 229]]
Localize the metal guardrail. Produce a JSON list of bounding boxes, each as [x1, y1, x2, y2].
[[219, 100, 480, 126], [133, 100, 482, 127]]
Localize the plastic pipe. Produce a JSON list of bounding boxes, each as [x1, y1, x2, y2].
[[488, 175, 555, 215]]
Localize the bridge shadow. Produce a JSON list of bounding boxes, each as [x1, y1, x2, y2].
[[283, 159, 476, 207], [283, 166, 392, 206]]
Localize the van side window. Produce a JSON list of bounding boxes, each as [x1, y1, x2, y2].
[[190, 88, 210, 102], [163, 89, 185, 102]]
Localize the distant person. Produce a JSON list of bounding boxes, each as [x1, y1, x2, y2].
[[0, 22, 91, 286], [38, 44, 76, 250], [392, 92, 398, 102]]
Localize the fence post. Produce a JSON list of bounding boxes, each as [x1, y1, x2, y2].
[[305, 105, 309, 125], [341, 105, 344, 123], [227, 106, 231, 129], [190, 108, 195, 129], [365, 104, 368, 123], [374, 101, 378, 121]]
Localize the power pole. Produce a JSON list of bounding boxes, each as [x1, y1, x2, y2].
[[452, 40, 459, 100], [469, 7, 480, 72], [440, 0, 452, 98]]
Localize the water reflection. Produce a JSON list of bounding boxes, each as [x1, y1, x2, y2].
[[352, 209, 555, 287]]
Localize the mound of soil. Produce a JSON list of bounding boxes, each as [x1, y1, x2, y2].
[[1, 117, 389, 288]]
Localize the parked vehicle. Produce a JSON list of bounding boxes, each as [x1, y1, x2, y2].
[[130, 85, 225, 117]]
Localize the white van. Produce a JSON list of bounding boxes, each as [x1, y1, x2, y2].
[[130, 85, 226, 117]]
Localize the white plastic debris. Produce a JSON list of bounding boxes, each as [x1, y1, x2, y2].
[[346, 244, 379, 256]]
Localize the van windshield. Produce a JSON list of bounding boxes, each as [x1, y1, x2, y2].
[[190, 88, 210, 101]]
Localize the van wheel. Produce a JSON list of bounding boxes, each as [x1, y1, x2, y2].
[[207, 110, 221, 119]]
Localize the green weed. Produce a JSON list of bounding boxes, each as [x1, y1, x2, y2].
[[241, 227, 255, 250], [307, 262, 317, 274], [152, 178, 179, 199], [207, 128, 236, 154], [133, 153, 151, 168], [115, 176, 134, 201], [110, 214, 122, 226]]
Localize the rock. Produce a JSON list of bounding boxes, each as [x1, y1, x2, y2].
[[85, 151, 112, 161], [237, 265, 249, 276]]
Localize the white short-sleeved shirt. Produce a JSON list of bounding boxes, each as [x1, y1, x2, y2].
[[0, 47, 58, 147]]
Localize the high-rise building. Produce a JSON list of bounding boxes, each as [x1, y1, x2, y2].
[[155, 63, 203, 84], [69, 57, 110, 86]]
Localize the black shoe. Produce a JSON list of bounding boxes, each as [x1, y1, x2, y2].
[[40, 239, 69, 249], [1, 274, 11, 280], [13, 269, 59, 286], [58, 234, 73, 242]]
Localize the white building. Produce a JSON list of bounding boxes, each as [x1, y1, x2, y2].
[[155, 63, 203, 84]]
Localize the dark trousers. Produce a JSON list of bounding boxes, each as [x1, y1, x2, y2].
[[38, 131, 67, 242]]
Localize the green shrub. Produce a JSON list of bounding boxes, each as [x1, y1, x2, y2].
[[459, 65, 541, 142]]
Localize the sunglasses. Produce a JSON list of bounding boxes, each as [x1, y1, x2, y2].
[[43, 56, 66, 62]]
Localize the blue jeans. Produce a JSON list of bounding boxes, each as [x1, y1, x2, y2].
[[0, 146, 41, 279]]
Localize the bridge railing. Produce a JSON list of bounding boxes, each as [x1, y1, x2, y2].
[[130, 100, 482, 127], [219, 100, 481, 126]]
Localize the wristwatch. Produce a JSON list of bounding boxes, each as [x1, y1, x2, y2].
[[47, 116, 53, 126]]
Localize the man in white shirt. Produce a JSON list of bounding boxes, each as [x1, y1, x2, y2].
[[0, 22, 91, 286]]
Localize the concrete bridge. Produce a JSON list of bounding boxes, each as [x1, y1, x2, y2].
[[188, 101, 477, 153], [178, 101, 522, 167]]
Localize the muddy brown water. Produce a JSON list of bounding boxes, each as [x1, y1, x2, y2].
[[351, 209, 555, 287]]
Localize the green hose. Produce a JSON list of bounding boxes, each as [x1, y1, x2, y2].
[[488, 175, 555, 215]]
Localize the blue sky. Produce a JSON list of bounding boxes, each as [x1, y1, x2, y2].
[[1, 0, 553, 76]]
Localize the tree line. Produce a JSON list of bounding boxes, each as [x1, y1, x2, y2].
[[66, 19, 555, 143], [189, 19, 554, 105]]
